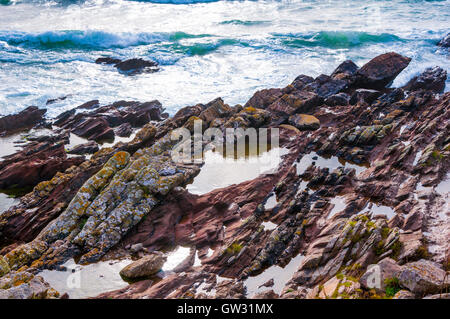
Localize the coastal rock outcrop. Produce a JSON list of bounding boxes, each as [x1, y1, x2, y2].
[[0, 131, 85, 189], [397, 259, 449, 295], [54, 100, 165, 142], [0, 52, 448, 300], [0, 106, 46, 136], [403, 66, 447, 93], [0, 270, 59, 299]]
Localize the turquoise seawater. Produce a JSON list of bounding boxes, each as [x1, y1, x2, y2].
[[0, 0, 448, 117]]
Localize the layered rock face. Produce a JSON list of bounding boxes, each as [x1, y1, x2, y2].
[[0, 52, 449, 299], [54, 100, 166, 142], [0, 106, 46, 136], [0, 131, 85, 189]]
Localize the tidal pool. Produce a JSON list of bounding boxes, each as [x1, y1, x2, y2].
[[38, 258, 132, 299], [0, 192, 18, 215], [295, 152, 367, 176], [357, 201, 396, 219], [244, 253, 304, 297], [186, 147, 290, 195], [162, 246, 191, 272]]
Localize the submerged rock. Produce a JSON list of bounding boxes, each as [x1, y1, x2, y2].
[[115, 58, 159, 75], [95, 57, 122, 65], [96, 57, 159, 75]]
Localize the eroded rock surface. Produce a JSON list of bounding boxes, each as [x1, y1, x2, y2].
[[0, 52, 448, 300], [0, 106, 46, 136]]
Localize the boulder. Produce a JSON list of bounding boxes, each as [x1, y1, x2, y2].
[[268, 91, 322, 115], [288, 114, 320, 131], [245, 88, 284, 109], [0, 106, 46, 136], [355, 52, 411, 89], [318, 276, 341, 298], [403, 66, 447, 93], [304, 75, 348, 98], [252, 290, 279, 299], [397, 259, 450, 295], [291, 74, 315, 90], [119, 254, 167, 279], [423, 293, 450, 299], [199, 98, 232, 124], [331, 60, 359, 80]]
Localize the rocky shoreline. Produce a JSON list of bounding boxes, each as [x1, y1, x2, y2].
[[0, 48, 449, 299]]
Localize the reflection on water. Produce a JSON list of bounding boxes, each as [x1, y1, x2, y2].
[[162, 246, 191, 271], [413, 149, 422, 166], [264, 193, 278, 210], [327, 195, 347, 219], [66, 132, 88, 151], [295, 152, 367, 176], [0, 192, 18, 215], [244, 253, 304, 297], [187, 147, 289, 195], [357, 201, 396, 219], [435, 173, 449, 196], [38, 258, 132, 299], [261, 221, 277, 231], [100, 132, 137, 148], [0, 133, 23, 159]]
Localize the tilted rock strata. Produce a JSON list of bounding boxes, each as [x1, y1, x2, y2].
[[0, 52, 449, 299]]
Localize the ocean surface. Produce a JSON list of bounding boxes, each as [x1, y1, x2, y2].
[[0, 0, 449, 118]]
